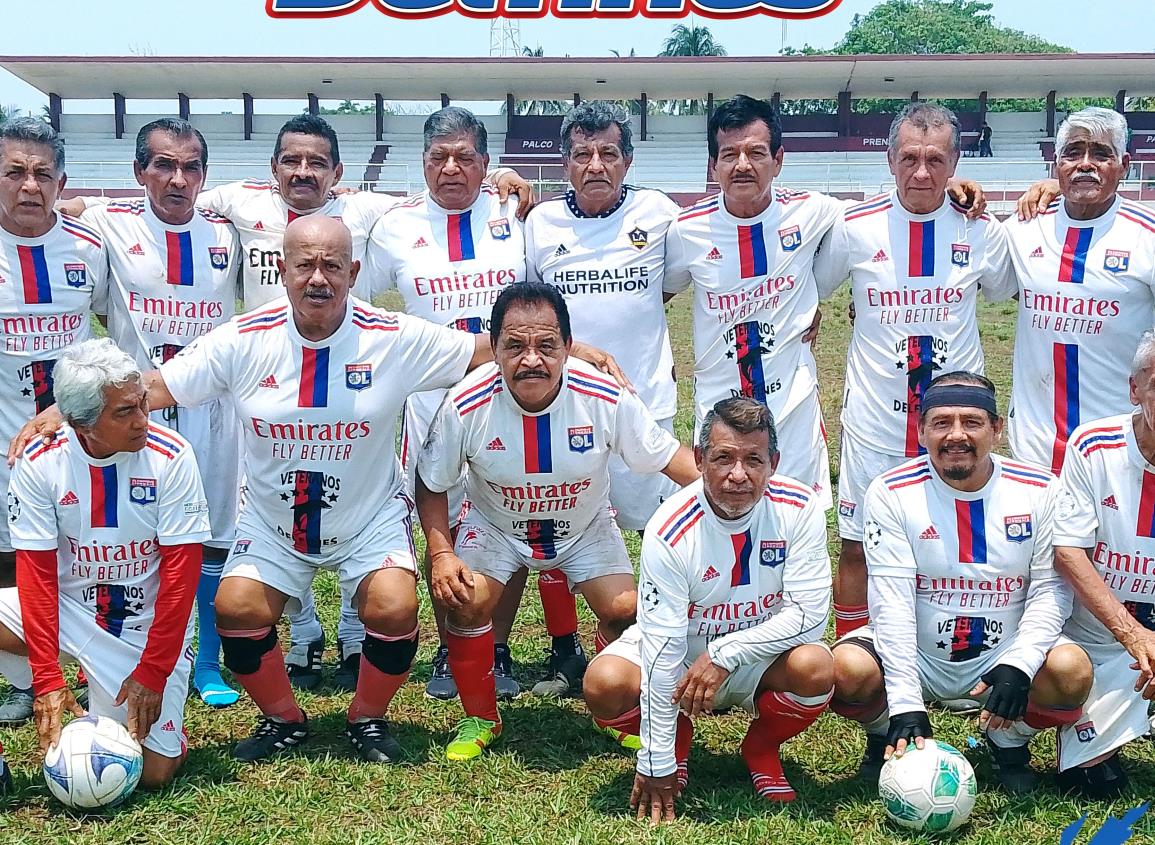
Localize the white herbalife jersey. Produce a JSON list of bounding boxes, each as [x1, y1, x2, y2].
[[160, 300, 474, 554], [9, 422, 210, 639], [366, 185, 526, 464], [815, 192, 1015, 457], [637, 477, 831, 775], [864, 454, 1067, 714], [1055, 414, 1155, 659], [665, 188, 842, 426], [198, 181, 398, 309], [524, 186, 678, 420], [1005, 197, 1155, 475], [419, 358, 679, 561]]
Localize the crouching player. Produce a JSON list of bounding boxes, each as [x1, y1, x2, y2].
[[1052, 330, 1155, 798], [0, 339, 208, 789], [831, 372, 1092, 793], [415, 283, 699, 761], [584, 397, 835, 821]]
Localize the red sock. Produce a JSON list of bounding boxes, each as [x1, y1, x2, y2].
[[1025, 701, 1082, 730], [348, 626, 417, 722], [742, 690, 831, 802], [539, 569, 578, 637], [594, 629, 610, 654], [834, 604, 870, 639], [447, 624, 499, 723], [220, 628, 303, 722], [675, 713, 693, 790], [594, 705, 640, 734], [76, 667, 89, 687]]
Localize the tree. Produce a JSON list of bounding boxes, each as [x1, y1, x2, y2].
[[658, 24, 728, 116], [319, 99, 380, 116]]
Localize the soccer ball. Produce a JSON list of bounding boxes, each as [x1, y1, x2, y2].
[[878, 739, 977, 833], [43, 715, 144, 810]]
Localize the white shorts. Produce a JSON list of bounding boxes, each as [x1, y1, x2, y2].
[[1057, 645, 1151, 771], [456, 506, 633, 588], [1, 470, 12, 553], [836, 432, 907, 540], [0, 588, 192, 758], [224, 489, 418, 606], [610, 416, 679, 531], [401, 399, 467, 528]]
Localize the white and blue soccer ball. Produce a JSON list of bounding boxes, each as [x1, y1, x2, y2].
[[878, 739, 977, 833], [43, 715, 143, 810]]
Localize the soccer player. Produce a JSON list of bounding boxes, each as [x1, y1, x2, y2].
[[365, 106, 529, 701], [830, 372, 1092, 793], [0, 117, 107, 725], [523, 101, 681, 696], [1051, 330, 1155, 798], [1003, 107, 1155, 475], [416, 283, 699, 761], [74, 118, 242, 708], [1, 338, 209, 789], [584, 397, 834, 818], [814, 102, 1016, 640]]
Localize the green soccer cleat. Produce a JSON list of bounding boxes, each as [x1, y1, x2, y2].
[[595, 722, 641, 751], [446, 716, 502, 761]]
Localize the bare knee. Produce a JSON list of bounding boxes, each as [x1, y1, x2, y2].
[[783, 644, 834, 698], [833, 643, 883, 704], [596, 590, 636, 638], [213, 580, 281, 631], [583, 656, 640, 720], [0, 620, 27, 656], [1033, 644, 1094, 707], [138, 750, 183, 791], [359, 589, 419, 635]]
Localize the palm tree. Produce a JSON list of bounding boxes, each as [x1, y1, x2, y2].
[[507, 46, 571, 116], [658, 24, 727, 115]]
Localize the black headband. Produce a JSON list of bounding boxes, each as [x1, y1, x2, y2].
[[920, 383, 998, 417]]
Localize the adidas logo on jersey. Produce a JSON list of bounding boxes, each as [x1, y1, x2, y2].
[[701, 565, 720, 582], [0, 274, 6, 285], [413, 237, 428, 248], [554, 244, 569, 257], [871, 249, 889, 263], [486, 437, 506, 451], [1030, 246, 1044, 258], [253, 221, 265, 230], [706, 247, 723, 261], [59, 491, 79, 506], [161, 720, 176, 732], [258, 374, 279, 389], [1102, 495, 1119, 510], [127, 243, 145, 256], [919, 525, 941, 540]]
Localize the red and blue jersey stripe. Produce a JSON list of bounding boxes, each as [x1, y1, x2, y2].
[[291, 470, 327, 554], [659, 497, 704, 546], [522, 414, 553, 473], [730, 530, 753, 587], [904, 335, 936, 457], [737, 223, 768, 279], [298, 347, 330, 408], [30, 360, 56, 414], [18, 245, 52, 304], [1058, 227, 1093, 284], [526, 519, 558, 560], [884, 460, 931, 490], [1137, 472, 1155, 539], [447, 211, 475, 261], [89, 465, 118, 528], [1051, 343, 1081, 475], [949, 616, 988, 662], [1074, 425, 1126, 458], [734, 321, 768, 402], [165, 230, 195, 286], [955, 499, 987, 564], [907, 220, 935, 278]]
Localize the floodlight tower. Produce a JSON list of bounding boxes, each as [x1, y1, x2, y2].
[[490, 19, 522, 57]]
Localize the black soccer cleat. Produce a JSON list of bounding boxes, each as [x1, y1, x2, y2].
[[0, 754, 11, 796], [233, 716, 310, 762], [1056, 753, 1129, 800], [987, 740, 1039, 794], [493, 643, 521, 701], [858, 733, 888, 783], [345, 718, 403, 764], [425, 645, 458, 701], [531, 648, 588, 698], [285, 636, 325, 692], [334, 640, 361, 692]]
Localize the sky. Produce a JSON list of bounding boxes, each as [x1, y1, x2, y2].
[[1, 0, 1152, 112]]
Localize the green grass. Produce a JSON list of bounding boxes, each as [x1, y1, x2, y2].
[[1, 290, 1152, 844]]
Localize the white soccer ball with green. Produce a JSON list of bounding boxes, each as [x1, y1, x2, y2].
[[878, 739, 978, 833]]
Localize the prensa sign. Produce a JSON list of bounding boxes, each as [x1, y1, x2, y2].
[[268, 0, 841, 20]]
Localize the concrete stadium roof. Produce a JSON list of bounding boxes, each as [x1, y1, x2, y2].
[[3, 53, 1155, 101]]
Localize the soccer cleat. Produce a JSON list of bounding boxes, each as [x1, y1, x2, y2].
[[446, 716, 502, 761], [987, 740, 1039, 794], [194, 668, 240, 709], [233, 715, 310, 762], [0, 755, 9, 796], [595, 721, 641, 751], [1056, 753, 1129, 800], [334, 640, 361, 692], [285, 635, 325, 691], [858, 733, 888, 783], [0, 687, 33, 725], [493, 643, 520, 701], [530, 648, 588, 698], [425, 645, 458, 701], [345, 718, 402, 763]]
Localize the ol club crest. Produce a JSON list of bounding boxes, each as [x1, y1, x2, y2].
[[1004, 514, 1033, 543], [345, 363, 372, 391], [760, 540, 787, 567], [568, 425, 594, 453]]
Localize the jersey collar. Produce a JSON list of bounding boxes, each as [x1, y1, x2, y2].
[[927, 453, 1001, 501], [889, 189, 951, 223], [142, 198, 197, 233], [565, 187, 628, 219], [500, 362, 571, 417], [1124, 412, 1155, 472], [285, 297, 354, 349], [1056, 194, 1122, 229]]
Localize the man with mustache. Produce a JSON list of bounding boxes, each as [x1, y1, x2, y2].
[[415, 283, 699, 761], [1002, 107, 1155, 476], [830, 372, 1092, 793]]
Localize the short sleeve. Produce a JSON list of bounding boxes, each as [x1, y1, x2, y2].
[[862, 479, 916, 579], [9, 453, 58, 551], [156, 447, 212, 545], [808, 191, 845, 239], [979, 218, 1019, 303], [88, 238, 111, 319], [363, 217, 399, 301], [813, 215, 850, 300], [612, 388, 680, 475], [160, 321, 237, 409], [662, 218, 692, 296], [196, 184, 235, 219], [393, 313, 475, 394], [638, 531, 692, 639], [1054, 442, 1099, 547], [783, 496, 833, 593], [417, 394, 469, 494], [523, 210, 545, 282]]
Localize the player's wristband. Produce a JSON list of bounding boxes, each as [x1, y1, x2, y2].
[[979, 664, 1031, 721], [886, 711, 932, 749]]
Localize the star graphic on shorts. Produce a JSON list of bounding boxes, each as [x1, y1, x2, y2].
[[280, 492, 291, 501], [936, 640, 947, 650], [327, 493, 339, 502], [21, 388, 31, 397], [725, 350, 734, 359], [896, 361, 904, 370], [989, 636, 1000, 646]]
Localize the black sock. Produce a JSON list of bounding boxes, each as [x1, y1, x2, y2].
[[552, 633, 581, 656]]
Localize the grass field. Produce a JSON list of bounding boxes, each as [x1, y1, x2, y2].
[[0, 288, 1152, 845]]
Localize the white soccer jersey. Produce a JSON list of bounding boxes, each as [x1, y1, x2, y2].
[[365, 185, 527, 466], [815, 192, 1015, 457], [1005, 197, 1155, 475], [8, 422, 210, 638], [1055, 413, 1155, 656], [864, 454, 1067, 715], [524, 186, 678, 420], [419, 358, 679, 561], [636, 477, 831, 775], [664, 188, 842, 427], [160, 300, 474, 554], [198, 181, 398, 309]]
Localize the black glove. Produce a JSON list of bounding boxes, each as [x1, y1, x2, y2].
[[980, 664, 1031, 722], [886, 711, 933, 750]]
